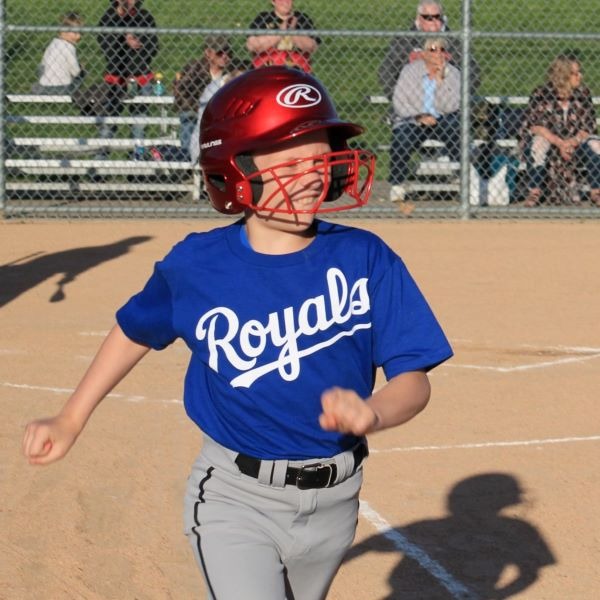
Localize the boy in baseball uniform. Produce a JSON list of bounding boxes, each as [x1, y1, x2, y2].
[[23, 67, 453, 599]]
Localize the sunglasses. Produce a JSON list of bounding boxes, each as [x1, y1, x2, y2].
[[420, 14, 442, 21]]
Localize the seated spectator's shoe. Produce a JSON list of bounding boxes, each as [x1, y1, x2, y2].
[[523, 189, 541, 207], [389, 184, 407, 202]]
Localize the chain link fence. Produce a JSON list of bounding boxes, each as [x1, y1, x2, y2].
[[1, 0, 599, 218]]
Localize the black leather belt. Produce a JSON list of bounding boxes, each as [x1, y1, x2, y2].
[[234, 443, 368, 490]]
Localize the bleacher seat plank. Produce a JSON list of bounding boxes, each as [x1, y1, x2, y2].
[[12, 137, 179, 153], [7, 115, 181, 125], [7, 159, 193, 170], [7, 94, 175, 105], [367, 94, 600, 105], [6, 181, 193, 193]]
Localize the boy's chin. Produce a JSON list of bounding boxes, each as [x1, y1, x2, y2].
[[253, 210, 317, 231]]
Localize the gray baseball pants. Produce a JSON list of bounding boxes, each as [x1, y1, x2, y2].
[[183, 435, 364, 600]]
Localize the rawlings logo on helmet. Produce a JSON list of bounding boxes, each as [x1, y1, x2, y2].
[[276, 84, 322, 108]]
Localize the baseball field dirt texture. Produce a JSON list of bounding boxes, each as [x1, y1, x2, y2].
[[2, 218, 599, 599]]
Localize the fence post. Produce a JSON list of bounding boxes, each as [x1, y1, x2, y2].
[[0, 0, 5, 214], [459, 0, 472, 219]]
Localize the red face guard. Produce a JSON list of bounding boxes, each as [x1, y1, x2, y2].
[[242, 149, 376, 214]]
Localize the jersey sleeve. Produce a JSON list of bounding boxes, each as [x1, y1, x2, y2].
[[370, 256, 453, 378], [116, 263, 177, 350]]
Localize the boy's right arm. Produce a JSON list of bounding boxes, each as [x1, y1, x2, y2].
[[22, 324, 151, 466]]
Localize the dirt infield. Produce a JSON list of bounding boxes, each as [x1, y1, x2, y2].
[[1, 219, 599, 599]]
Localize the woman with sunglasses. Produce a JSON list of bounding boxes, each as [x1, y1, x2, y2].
[[379, 1, 480, 101]]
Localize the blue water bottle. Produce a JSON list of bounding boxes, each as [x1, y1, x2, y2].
[[153, 72, 165, 96], [133, 140, 146, 161]]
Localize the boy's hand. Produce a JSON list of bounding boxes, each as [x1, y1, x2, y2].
[[319, 387, 378, 436], [22, 414, 81, 465]]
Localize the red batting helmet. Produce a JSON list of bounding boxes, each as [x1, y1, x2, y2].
[[199, 66, 375, 215]]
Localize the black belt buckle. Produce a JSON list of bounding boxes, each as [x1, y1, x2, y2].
[[296, 463, 334, 490]]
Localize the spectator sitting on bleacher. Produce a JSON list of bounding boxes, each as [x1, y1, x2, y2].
[[96, 0, 159, 158], [519, 53, 600, 207], [148, 48, 249, 167], [246, 0, 320, 73], [31, 12, 85, 95], [379, 1, 480, 100], [388, 37, 460, 202], [174, 36, 232, 157], [188, 58, 252, 165]]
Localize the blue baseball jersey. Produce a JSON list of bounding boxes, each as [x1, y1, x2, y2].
[[116, 220, 453, 460]]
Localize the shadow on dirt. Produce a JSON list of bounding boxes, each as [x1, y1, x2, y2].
[[344, 472, 555, 599], [0, 236, 152, 307]]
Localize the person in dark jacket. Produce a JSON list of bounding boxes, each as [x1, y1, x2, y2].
[[96, 0, 159, 157]]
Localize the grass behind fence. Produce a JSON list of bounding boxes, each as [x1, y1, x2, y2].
[[6, 0, 598, 93]]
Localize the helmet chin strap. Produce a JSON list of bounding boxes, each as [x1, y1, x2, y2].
[[235, 154, 263, 205], [325, 135, 349, 202]]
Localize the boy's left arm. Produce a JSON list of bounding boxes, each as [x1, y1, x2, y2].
[[319, 371, 431, 436]]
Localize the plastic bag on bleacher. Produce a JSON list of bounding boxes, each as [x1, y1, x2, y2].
[[470, 163, 510, 206]]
